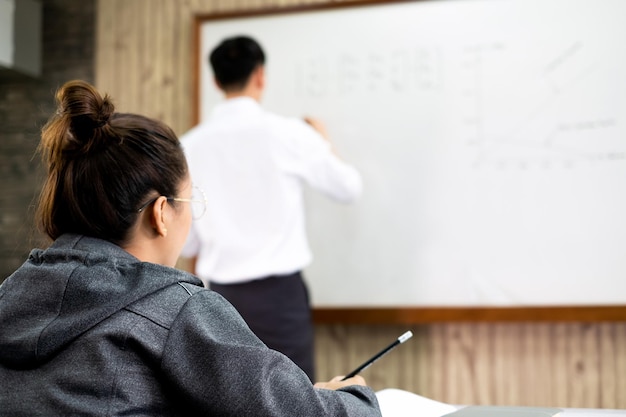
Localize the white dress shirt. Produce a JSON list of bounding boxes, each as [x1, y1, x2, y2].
[[180, 97, 362, 285]]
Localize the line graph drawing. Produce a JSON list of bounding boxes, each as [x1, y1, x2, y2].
[[460, 41, 624, 170]]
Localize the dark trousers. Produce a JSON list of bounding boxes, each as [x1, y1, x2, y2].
[[209, 271, 315, 381]]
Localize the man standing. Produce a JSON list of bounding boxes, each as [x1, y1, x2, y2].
[[180, 36, 362, 381]]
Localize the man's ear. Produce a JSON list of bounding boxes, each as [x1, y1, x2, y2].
[[150, 196, 169, 238], [213, 76, 223, 91], [254, 65, 265, 90]]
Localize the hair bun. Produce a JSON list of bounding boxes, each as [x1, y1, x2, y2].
[[94, 98, 114, 128], [55, 80, 116, 154]]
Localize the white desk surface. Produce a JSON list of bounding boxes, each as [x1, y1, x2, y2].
[[558, 409, 626, 417], [452, 405, 626, 416]]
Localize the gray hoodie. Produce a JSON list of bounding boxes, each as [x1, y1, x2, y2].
[[0, 234, 381, 416]]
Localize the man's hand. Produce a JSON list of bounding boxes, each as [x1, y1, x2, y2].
[[304, 117, 330, 140]]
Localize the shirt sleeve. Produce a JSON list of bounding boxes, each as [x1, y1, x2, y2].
[[274, 118, 363, 203], [161, 290, 382, 417]]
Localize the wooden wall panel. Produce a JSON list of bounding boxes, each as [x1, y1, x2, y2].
[[313, 323, 626, 408], [94, 0, 626, 409]]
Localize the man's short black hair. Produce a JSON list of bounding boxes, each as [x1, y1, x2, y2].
[[209, 36, 266, 92]]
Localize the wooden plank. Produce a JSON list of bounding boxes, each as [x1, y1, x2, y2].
[[473, 323, 494, 404], [312, 306, 626, 323], [194, 0, 428, 22], [94, 0, 115, 88], [137, 0, 152, 116], [191, 14, 203, 126], [615, 324, 626, 408], [429, 324, 446, 402], [532, 324, 553, 406]]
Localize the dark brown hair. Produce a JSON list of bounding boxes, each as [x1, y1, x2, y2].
[[37, 80, 188, 244]]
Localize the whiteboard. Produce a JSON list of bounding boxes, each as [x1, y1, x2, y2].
[[197, 0, 626, 307]]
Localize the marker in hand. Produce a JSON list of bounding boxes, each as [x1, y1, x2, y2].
[[341, 331, 413, 381]]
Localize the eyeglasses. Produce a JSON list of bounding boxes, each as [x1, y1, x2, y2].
[[137, 185, 207, 220]]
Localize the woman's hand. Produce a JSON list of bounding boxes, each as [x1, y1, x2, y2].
[[314, 375, 367, 390]]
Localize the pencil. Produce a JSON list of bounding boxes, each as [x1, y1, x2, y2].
[[341, 331, 413, 380]]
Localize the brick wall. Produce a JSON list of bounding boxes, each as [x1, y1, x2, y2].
[[0, 0, 95, 281]]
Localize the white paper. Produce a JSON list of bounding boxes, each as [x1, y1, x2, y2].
[[376, 388, 458, 417]]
